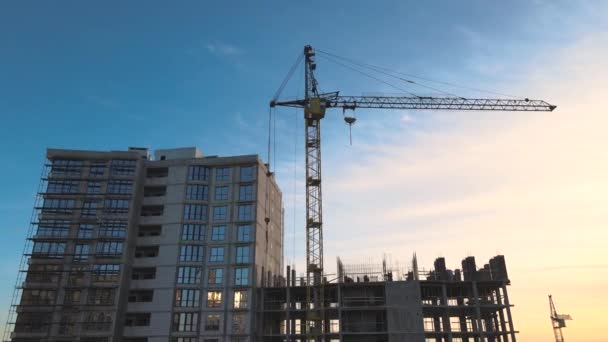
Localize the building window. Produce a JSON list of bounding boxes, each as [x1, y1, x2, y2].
[[235, 246, 250, 264], [36, 219, 70, 238], [74, 244, 90, 262], [78, 224, 94, 238], [103, 199, 130, 215], [26, 264, 61, 283], [234, 290, 248, 309], [125, 313, 151, 327], [208, 268, 223, 285], [82, 201, 98, 218], [233, 313, 246, 334], [188, 166, 209, 181], [172, 312, 198, 332], [186, 184, 208, 200], [240, 166, 255, 182], [93, 264, 120, 282], [21, 289, 56, 305], [234, 268, 249, 286], [216, 167, 230, 182], [98, 220, 127, 238], [128, 290, 153, 303], [175, 289, 200, 307], [177, 266, 201, 284], [64, 289, 81, 305], [213, 206, 227, 221], [134, 246, 159, 258], [83, 312, 112, 331], [89, 161, 106, 177], [184, 204, 206, 221], [209, 247, 224, 262], [47, 180, 79, 194], [211, 226, 225, 241], [32, 241, 66, 258], [42, 198, 75, 214], [110, 159, 136, 176], [205, 314, 220, 331], [88, 288, 116, 305], [207, 291, 222, 307], [182, 224, 204, 241], [214, 186, 229, 201], [131, 267, 155, 280], [96, 241, 123, 257], [237, 225, 251, 242], [138, 225, 161, 237], [239, 184, 254, 201], [107, 180, 133, 194], [237, 204, 253, 221], [51, 159, 83, 175], [180, 245, 204, 262], [86, 181, 101, 194]]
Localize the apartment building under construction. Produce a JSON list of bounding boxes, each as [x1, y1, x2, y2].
[[4, 146, 517, 342]]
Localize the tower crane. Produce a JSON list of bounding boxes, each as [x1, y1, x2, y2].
[[549, 295, 573, 342], [270, 45, 556, 341]]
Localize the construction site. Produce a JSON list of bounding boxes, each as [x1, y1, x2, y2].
[[3, 45, 557, 342]]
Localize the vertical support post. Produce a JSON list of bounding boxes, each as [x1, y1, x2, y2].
[[442, 283, 452, 342], [472, 282, 486, 342], [502, 285, 516, 342]]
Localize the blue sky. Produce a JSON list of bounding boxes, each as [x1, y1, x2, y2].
[[1, 1, 607, 341]]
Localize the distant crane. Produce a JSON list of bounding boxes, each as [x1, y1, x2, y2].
[[549, 294, 573, 342], [270, 45, 556, 342]]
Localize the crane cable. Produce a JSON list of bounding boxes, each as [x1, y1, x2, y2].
[[316, 49, 523, 99], [317, 53, 420, 98], [317, 49, 461, 98], [271, 53, 304, 104]]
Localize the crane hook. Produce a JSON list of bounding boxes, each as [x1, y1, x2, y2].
[[343, 107, 357, 145]]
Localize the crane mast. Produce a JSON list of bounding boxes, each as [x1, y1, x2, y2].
[[271, 45, 556, 342], [549, 295, 572, 342]]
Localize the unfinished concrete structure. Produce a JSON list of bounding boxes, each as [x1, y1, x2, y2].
[[4, 147, 283, 342], [258, 255, 516, 342]]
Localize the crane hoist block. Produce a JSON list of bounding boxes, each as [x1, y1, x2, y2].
[[305, 98, 326, 120]]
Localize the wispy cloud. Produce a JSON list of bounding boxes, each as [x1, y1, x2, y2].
[[205, 42, 242, 57]]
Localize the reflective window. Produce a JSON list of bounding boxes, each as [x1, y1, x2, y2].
[[172, 312, 198, 332], [237, 204, 253, 221], [240, 166, 255, 182], [182, 224, 204, 241], [235, 246, 250, 263], [234, 268, 249, 286], [177, 266, 201, 284], [214, 186, 229, 201], [175, 289, 200, 307], [211, 226, 225, 241], [188, 166, 209, 181], [184, 204, 206, 221], [216, 167, 230, 182], [237, 225, 251, 242], [180, 245, 204, 262], [208, 268, 223, 285], [209, 247, 225, 262], [239, 184, 254, 201], [186, 184, 208, 200], [213, 206, 227, 221]]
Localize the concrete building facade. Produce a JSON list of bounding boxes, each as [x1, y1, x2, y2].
[[4, 147, 283, 342]]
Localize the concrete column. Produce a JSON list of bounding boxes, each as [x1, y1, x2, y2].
[[442, 283, 453, 342], [472, 282, 486, 342], [502, 285, 516, 342]]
